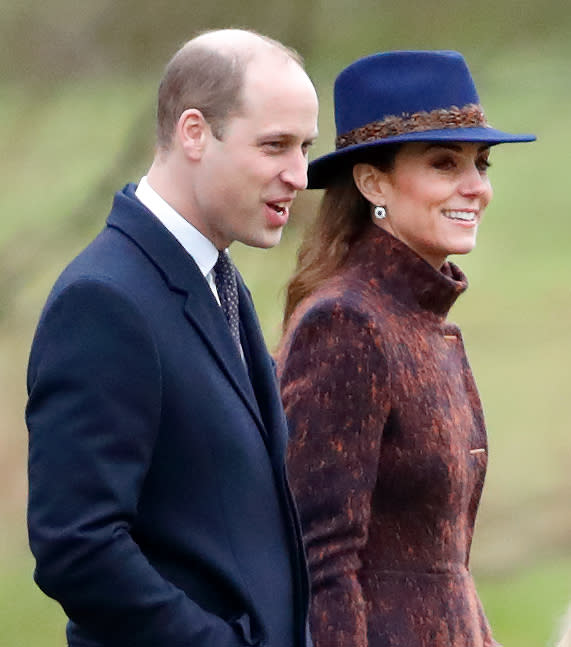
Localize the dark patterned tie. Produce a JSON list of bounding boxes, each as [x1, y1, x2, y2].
[[214, 250, 241, 351]]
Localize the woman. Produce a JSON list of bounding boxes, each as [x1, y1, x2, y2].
[[277, 51, 535, 647]]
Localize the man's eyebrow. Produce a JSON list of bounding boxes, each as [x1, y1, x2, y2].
[[256, 132, 294, 143], [304, 131, 319, 145], [257, 130, 319, 144]]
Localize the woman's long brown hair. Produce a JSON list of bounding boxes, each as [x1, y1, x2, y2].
[[283, 146, 400, 328]]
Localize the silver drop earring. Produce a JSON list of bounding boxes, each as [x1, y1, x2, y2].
[[374, 205, 386, 220]]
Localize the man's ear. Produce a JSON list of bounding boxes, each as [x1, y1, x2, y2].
[[176, 108, 209, 160], [352, 163, 389, 206]]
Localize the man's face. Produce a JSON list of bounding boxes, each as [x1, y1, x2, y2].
[[192, 56, 319, 250]]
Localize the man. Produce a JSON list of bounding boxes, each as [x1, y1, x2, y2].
[[26, 29, 319, 647]]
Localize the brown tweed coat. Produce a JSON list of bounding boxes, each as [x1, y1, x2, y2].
[[277, 223, 498, 647]]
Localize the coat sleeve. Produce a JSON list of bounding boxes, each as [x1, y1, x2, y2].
[[278, 301, 391, 647], [26, 278, 249, 647]]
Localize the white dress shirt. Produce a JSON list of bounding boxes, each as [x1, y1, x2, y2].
[[135, 177, 244, 360], [135, 176, 221, 303]]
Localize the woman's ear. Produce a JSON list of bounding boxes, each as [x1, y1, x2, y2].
[[176, 108, 209, 160], [352, 163, 389, 205]]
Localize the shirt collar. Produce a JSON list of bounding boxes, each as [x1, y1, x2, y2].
[[135, 176, 219, 278]]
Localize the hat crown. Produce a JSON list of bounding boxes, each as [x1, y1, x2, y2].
[[334, 50, 480, 136], [306, 49, 535, 189]]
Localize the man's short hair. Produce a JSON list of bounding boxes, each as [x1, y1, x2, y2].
[[156, 30, 304, 151]]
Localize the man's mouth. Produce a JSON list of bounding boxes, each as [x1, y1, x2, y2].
[[268, 201, 290, 216], [264, 200, 292, 227], [442, 209, 477, 223]]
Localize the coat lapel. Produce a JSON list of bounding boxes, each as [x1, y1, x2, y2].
[[237, 275, 288, 461], [106, 185, 266, 436], [181, 280, 265, 436]]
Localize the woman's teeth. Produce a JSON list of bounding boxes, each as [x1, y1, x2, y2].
[[444, 210, 476, 222]]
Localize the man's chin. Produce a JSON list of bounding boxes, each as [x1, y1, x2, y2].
[[245, 229, 284, 250]]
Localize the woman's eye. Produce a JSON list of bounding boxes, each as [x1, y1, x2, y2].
[[432, 156, 456, 170], [477, 158, 491, 172]]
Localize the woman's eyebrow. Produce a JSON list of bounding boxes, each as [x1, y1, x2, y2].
[[425, 143, 462, 152], [424, 142, 490, 153]]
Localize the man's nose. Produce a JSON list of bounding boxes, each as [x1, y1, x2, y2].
[[280, 150, 309, 190]]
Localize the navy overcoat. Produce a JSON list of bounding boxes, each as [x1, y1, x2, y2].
[[26, 184, 311, 647]]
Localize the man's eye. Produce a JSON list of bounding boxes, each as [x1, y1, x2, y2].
[[264, 141, 285, 151]]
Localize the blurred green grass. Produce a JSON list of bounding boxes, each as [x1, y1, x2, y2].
[[477, 556, 571, 647], [1, 551, 569, 647], [1, 46, 570, 647], [0, 80, 153, 246], [1, 554, 66, 647]]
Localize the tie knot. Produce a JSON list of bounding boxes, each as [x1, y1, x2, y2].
[[214, 249, 233, 278]]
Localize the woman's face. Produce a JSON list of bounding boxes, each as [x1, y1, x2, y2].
[[373, 141, 493, 268]]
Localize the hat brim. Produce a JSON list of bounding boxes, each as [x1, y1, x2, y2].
[[307, 126, 536, 189]]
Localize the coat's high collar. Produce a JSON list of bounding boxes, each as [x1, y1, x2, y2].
[[346, 222, 468, 319]]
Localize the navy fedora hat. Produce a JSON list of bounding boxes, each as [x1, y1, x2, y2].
[[308, 50, 535, 189]]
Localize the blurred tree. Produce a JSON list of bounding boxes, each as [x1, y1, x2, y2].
[[0, 0, 319, 80], [3, 0, 570, 81]]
